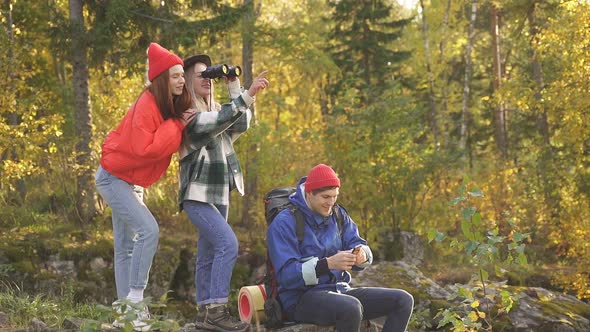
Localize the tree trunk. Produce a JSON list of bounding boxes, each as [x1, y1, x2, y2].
[[241, 0, 258, 226], [319, 76, 332, 117], [2, 0, 26, 199], [528, 3, 550, 146], [490, 4, 511, 235], [241, 0, 255, 122], [491, 4, 508, 158], [438, 0, 451, 64], [439, 0, 452, 149], [69, 0, 95, 223], [459, 0, 477, 153], [528, 1, 560, 224], [419, 0, 439, 150]]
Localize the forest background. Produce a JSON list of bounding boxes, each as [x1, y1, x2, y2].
[[0, 0, 589, 330]]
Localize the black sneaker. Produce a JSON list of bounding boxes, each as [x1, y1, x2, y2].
[[202, 304, 250, 332]]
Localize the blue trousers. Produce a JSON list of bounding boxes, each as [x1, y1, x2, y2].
[[293, 287, 414, 332], [95, 166, 159, 299], [183, 200, 238, 305]]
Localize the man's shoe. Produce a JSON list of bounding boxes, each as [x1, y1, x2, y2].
[[202, 304, 250, 332], [112, 300, 152, 331]]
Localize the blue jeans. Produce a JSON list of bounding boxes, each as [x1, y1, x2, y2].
[[293, 287, 414, 332], [95, 166, 159, 299], [183, 200, 238, 305]]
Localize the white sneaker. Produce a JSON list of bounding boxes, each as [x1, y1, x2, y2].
[[112, 300, 152, 331]]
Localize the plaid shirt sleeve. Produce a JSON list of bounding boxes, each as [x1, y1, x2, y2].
[[183, 96, 245, 149]]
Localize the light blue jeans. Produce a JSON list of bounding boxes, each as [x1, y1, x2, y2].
[[95, 165, 159, 299], [183, 200, 238, 305]]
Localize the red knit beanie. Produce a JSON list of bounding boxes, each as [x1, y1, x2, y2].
[[147, 42, 183, 82], [305, 164, 340, 193]]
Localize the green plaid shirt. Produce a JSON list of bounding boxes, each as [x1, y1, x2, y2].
[[178, 91, 253, 209]]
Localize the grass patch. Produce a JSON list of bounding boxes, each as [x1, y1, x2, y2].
[[0, 281, 103, 329]]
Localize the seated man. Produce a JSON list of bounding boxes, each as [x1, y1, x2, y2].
[[267, 164, 414, 332]]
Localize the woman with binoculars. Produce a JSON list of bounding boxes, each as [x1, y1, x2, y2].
[[178, 53, 269, 332]]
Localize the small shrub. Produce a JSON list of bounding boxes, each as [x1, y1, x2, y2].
[[428, 176, 530, 331]]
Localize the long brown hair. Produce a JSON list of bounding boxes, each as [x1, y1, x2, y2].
[[148, 70, 192, 120]]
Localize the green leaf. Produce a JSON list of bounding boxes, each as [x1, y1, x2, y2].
[[472, 212, 482, 226], [500, 290, 514, 312], [465, 240, 478, 255], [518, 252, 528, 265], [452, 196, 466, 205], [462, 207, 476, 221], [512, 232, 530, 242], [427, 229, 436, 243], [461, 220, 474, 240], [488, 234, 505, 244], [468, 187, 484, 197], [458, 287, 473, 298], [480, 269, 489, 281], [495, 264, 507, 277], [514, 244, 526, 254]]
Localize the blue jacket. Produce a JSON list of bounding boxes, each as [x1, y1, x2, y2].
[[266, 176, 374, 317]]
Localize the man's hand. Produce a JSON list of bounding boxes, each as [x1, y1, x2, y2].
[[247, 70, 269, 97], [353, 246, 367, 265], [326, 251, 357, 271]]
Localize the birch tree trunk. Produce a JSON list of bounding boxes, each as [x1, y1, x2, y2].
[[69, 0, 95, 223], [439, 0, 452, 149], [459, 0, 477, 154], [490, 3, 511, 235], [491, 4, 508, 158], [419, 0, 439, 150]]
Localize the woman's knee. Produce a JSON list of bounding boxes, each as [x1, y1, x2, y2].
[[142, 221, 160, 242], [223, 231, 239, 258], [206, 225, 238, 260]]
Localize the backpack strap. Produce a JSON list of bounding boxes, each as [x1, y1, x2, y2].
[[290, 204, 345, 244], [333, 204, 344, 237], [289, 206, 306, 244]]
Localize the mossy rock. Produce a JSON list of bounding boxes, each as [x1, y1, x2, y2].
[[13, 260, 36, 274]]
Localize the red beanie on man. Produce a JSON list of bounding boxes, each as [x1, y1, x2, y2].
[[147, 42, 183, 82], [305, 164, 341, 193]]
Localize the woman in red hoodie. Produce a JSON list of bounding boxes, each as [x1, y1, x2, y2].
[[95, 42, 194, 331]]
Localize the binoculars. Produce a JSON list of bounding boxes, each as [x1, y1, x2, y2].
[[201, 64, 242, 79]]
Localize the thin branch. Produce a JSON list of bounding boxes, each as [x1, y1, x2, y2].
[[129, 10, 174, 23]]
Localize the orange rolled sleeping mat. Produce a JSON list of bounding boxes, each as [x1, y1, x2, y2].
[[238, 285, 267, 324]]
